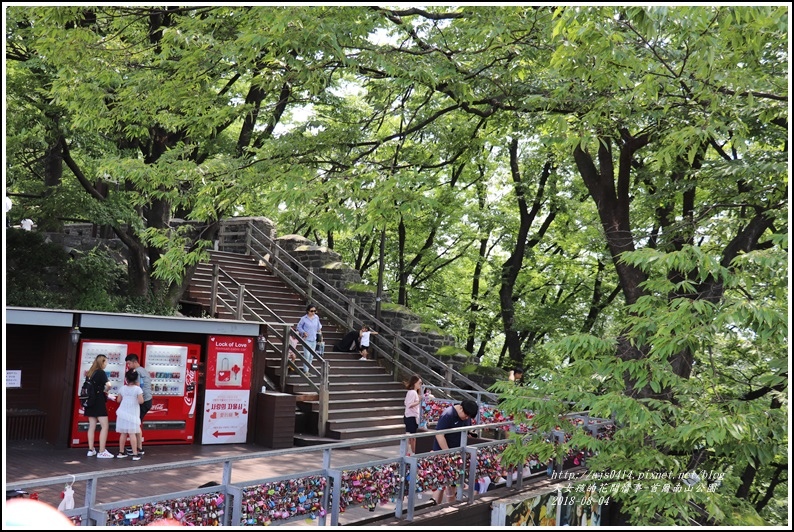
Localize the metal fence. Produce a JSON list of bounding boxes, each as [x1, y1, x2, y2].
[[6, 411, 614, 527]]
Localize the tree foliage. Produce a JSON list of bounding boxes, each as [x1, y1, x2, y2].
[[5, 6, 787, 525]]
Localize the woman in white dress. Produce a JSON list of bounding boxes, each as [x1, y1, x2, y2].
[[115, 369, 144, 461]]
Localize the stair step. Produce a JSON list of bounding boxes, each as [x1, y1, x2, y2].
[[327, 424, 408, 440], [327, 416, 405, 431], [316, 405, 405, 418], [273, 366, 388, 377], [309, 398, 405, 411], [287, 385, 405, 401], [287, 381, 404, 392]]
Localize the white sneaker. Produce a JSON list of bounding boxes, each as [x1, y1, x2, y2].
[[86, 449, 97, 457], [96, 450, 115, 459], [358, 357, 367, 361]]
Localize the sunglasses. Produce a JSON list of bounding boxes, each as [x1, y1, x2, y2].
[[309, 309, 316, 313]]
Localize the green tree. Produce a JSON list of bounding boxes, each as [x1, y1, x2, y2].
[[6, 5, 382, 308], [5, 6, 787, 524], [495, 6, 787, 525]]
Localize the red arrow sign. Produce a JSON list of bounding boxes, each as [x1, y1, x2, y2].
[[212, 430, 236, 438]]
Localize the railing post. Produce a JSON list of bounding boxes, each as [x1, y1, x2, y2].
[[328, 470, 342, 526], [236, 284, 245, 320], [272, 247, 280, 272], [306, 267, 314, 303], [210, 264, 219, 317], [245, 222, 252, 255], [392, 335, 401, 377], [281, 324, 291, 393], [393, 332, 402, 376], [318, 361, 329, 438], [347, 299, 355, 329]]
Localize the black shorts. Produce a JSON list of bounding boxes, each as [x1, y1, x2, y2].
[[140, 399, 152, 420], [404, 416, 418, 434], [84, 396, 108, 418]]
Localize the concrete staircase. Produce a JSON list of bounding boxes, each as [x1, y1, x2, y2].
[[182, 250, 407, 443]]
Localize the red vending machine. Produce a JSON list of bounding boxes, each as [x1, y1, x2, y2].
[[70, 340, 139, 448], [71, 340, 201, 448], [201, 335, 254, 444], [141, 341, 201, 444]]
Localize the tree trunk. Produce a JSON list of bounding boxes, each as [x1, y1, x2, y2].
[[499, 139, 555, 366]]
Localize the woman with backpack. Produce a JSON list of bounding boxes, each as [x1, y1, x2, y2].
[[84, 354, 114, 458]]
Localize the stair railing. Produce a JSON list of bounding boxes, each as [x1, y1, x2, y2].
[[209, 264, 330, 436], [233, 222, 497, 404]]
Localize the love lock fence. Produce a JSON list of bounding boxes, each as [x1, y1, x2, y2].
[[6, 411, 614, 527]]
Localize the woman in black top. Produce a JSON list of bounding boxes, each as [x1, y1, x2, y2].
[[84, 355, 114, 458]]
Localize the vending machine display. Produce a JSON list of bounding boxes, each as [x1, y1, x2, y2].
[[141, 342, 201, 444], [145, 344, 188, 396]]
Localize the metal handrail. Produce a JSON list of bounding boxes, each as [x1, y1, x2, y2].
[[237, 222, 497, 403], [209, 265, 330, 435], [4, 421, 531, 526]]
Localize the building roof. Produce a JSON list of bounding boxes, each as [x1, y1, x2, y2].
[[5, 307, 262, 336]]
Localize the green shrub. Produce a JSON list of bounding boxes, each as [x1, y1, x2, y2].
[[61, 248, 127, 311], [436, 345, 470, 358], [5, 229, 71, 308], [346, 282, 377, 293]]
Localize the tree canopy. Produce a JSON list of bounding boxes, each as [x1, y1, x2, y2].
[[5, 5, 788, 525]]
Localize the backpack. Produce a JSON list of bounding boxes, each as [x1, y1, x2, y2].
[[79, 377, 96, 409]]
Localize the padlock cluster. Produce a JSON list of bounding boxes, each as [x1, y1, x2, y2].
[[411, 453, 464, 494], [421, 399, 538, 434], [478, 406, 536, 433], [339, 465, 403, 513], [591, 422, 615, 440], [105, 492, 225, 526], [239, 476, 326, 525], [474, 443, 511, 480]]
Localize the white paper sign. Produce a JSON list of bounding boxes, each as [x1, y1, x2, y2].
[[6, 370, 22, 388], [201, 389, 250, 444]]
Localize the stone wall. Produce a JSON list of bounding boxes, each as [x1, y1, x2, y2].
[[46, 217, 278, 256], [217, 217, 277, 254]]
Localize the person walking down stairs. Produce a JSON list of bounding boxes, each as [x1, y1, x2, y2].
[[297, 304, 322, 373], [358, 325, 379, 361]]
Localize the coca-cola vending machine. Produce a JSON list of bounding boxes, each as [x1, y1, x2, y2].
[[201, 335, 254, 444], [70, 340, 201, 448], [141, 341, 201, 445]]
